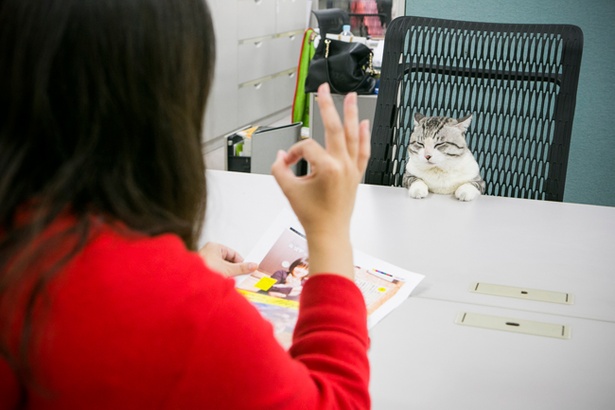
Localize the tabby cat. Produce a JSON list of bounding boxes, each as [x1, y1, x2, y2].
[[402, 113, 486, 201]]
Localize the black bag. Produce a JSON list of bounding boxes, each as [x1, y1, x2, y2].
[[304, 38, 377, 95]]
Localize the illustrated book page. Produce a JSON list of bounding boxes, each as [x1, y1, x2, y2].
[[235, 209, 425, 349]]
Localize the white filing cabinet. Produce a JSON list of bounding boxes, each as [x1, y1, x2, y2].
[[203, 0, 308, 143]]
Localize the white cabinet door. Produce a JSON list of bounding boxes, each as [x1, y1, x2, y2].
[[271, 30, 303, 73], [203, 0, 238, 141], [237, 0, 277, 40], [237, 36, 276, 84], [237, 78, 278, 126], [276, 0, 309, 33]]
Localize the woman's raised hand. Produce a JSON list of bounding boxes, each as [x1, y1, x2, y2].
[[271, 83, 370, 279]]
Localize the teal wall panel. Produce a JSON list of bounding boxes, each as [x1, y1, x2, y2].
[[405, 0, 615, 206]]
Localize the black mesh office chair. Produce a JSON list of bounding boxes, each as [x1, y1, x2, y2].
[[364, 16, 583, 201]]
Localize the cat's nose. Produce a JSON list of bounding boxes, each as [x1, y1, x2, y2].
[[425, 154, 432, 161]]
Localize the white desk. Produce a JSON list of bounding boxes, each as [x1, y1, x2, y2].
[[348, 180, 615, 323], [201, 170, 615, 409], [369, 298, 615, 409]]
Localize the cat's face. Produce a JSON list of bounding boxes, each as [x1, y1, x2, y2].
[[408, 114, 472, 167]]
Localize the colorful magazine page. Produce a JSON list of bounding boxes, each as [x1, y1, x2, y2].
[[235, 208, 425, 349]]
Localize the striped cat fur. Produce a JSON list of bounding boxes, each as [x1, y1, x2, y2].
[[402, 113, 486, 201]]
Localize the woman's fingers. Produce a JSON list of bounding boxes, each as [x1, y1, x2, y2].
[[198, 242, 258, 278], [315, 83, 368, 175], [316, 83, 346, 157], [357, 119, 371, 175], [272, 83, 371, 204], [271, 139, 328, 194], [270, 150, 295, 188], [343, 91, 360, 162]]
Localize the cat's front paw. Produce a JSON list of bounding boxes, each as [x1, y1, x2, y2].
[[408, 180, 429, 199], [455, 184, 480, 201]]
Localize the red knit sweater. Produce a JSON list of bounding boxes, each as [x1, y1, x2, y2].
[[0, 220, 370, 409]]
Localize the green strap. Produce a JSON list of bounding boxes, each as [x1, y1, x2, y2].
[[291, 28, 317, 126]]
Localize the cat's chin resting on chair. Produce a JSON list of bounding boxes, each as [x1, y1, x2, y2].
[[402, 113, 486, 202]]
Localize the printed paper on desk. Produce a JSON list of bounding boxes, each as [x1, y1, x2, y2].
[[235, 208, 425, 349]]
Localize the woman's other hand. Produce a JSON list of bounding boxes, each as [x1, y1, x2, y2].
[[198, 242, 258, 277], [271, 83, 370, 280]]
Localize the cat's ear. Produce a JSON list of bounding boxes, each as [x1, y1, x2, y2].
[[456, 114, 473, 132], [414, 113, 425, 128]]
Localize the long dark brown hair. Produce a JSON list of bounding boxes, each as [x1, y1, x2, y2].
[[0, 0, 216, 400]]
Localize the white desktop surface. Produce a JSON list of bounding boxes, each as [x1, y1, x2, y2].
[[201, 170, 615, 409], [348, 179, 615, 322], [369, 298, 615, 409]]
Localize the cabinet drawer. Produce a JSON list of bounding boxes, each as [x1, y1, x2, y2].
[[237, 0, 276, 40], [271, 30, 303, 72], [276, 0, 308, 33], [237, 69, 297, 126], [270, 69, 297, 113], [237, 36, 277, 84], [237, 77, 277, 126]]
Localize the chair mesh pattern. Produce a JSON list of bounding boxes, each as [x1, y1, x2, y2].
[[365, 16, 583, 201]]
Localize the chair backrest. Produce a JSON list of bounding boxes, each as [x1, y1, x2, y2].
[[311, 8, 350, 38], [364, 16, 583, 201]]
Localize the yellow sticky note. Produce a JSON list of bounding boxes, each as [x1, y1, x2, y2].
[[377, 287, 387, 293], [255, 276, 278, 291]]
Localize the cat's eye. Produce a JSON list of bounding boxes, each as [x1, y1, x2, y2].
[[412, 142, 424, 148]]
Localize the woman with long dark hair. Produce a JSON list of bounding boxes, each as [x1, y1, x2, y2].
[[0, 0, 371, 408]]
